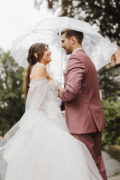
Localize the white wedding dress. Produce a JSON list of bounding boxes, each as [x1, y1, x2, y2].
[[0, 78, 102, 180]]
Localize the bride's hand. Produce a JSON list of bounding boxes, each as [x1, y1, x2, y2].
[[58, 87, 64, 98]]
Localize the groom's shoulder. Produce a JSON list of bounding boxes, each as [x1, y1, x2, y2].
[[75, 49, 94, 66], [68, 50, 87, 63], [68, 50, 96, 71], [68, 54, 82, 65], [67, 53, 85, 70], [76, 49, 88, 59], [76, 50, 96, 72]]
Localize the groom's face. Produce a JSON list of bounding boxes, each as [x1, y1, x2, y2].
[[61, 34, 73, 55]]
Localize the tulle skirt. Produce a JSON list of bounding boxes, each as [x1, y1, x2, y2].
[[0, 110, 102, 180]]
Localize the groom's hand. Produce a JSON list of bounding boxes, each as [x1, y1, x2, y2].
[[58, 88, 64, 98]]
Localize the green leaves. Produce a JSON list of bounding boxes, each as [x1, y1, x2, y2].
[[35, 0, 120, 45], [98, 66, 120, 101], [0, 50, 25, 136], [102, 99, 120, 146]]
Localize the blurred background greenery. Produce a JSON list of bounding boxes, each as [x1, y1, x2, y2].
[[0, 50, 24, 136]]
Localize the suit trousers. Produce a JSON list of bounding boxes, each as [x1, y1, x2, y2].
[[72, 132, 107, 180]]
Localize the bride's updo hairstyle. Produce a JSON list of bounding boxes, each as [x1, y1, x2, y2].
[[23, 43, 48, 99]]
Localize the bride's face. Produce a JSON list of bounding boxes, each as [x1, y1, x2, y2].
[[40, 46, 51, 65], [61, 34, 73, 55]]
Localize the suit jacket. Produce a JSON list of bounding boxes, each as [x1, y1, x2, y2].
[[61, 49, 106, 134]]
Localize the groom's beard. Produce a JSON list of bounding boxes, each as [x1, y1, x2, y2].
[[66, 51, 72, 55], [64, 46, 72, 55]]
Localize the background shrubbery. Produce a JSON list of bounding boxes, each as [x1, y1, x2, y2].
[[0, 50, 24, 136], [102, 99, 120, 146]]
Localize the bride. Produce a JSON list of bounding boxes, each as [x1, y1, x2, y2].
[[0, 43, 102, 180]]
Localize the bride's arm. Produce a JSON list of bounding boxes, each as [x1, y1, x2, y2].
[[26, 79, 48, 111], [26, 63, 50, 111]]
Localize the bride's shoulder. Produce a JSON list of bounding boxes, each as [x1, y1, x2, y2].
[[30, 62, 47, 79], [33, 62, 46, 72]]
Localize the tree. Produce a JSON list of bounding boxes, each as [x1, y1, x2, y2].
[[98, 66, 120, 100], [0, 51, 25, 135], [34, 0, 120, 45]]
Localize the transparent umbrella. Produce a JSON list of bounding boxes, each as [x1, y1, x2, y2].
[[10, 16, 117, 83]]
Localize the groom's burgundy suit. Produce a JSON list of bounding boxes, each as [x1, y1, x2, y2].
[[61, 49, 107, 180]]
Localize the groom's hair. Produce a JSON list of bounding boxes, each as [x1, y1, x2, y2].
[[61, 29, 84, 44]]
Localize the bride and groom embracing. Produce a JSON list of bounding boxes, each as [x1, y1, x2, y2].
[[0, 29, 107, 180]]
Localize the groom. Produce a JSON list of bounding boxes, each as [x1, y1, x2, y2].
[[58, 29, 107, 180]]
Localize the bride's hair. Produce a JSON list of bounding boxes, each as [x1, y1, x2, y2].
[[23, 43, 48, 100]]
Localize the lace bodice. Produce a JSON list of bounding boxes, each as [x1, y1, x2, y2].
[[26, 78, 61, 112], [25, 78, 68, 130]]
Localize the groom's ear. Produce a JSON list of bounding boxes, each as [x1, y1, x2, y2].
[[71, 36, 77, 44], [34, 53, 38, 59], [71, 36, 76, 41]]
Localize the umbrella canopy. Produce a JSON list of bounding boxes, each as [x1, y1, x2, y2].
[[10, 16, 117, 82]]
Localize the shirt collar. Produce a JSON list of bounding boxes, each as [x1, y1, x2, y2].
[[72, 48, 83, 54]]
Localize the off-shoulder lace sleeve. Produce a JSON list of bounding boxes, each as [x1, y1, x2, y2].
[[25, 79, 48, 111]]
